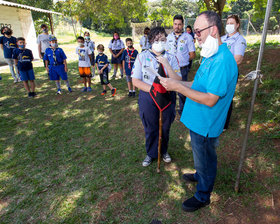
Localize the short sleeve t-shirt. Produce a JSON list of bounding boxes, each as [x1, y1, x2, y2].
[[37, 34, 50, 53], [108, 39, 125, 50], [0, 36, 17, 58], [180, 44, 238, 138], [43, 47, 67, 66], [131, 50, 182, 85], [95, 54, 109, 69], [221, 32, 247, 56], [12, 48, 33, 71], [121, 48, 138, 76], [76, 46, 92, 67]]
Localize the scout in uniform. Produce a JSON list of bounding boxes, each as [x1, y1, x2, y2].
[[121, 38, 138, 97], [132, 27, 182, 167], [139, 27, 151, 52], [108, 32, 125, 78], [44, 35, 72, 94], [166, 15, 196, 116], [221, 14, 247, 130]]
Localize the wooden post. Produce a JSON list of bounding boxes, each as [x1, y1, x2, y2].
[[157, 111, 163, 173], [48, 13, 54, 34]]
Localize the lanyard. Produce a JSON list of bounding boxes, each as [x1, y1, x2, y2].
[[126, 48, 135, 69]]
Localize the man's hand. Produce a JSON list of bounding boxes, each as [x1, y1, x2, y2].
[[46, 67, 49, 73], [158, 76, 180, 92]]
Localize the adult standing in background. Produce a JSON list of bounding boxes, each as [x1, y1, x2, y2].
[[140, 27, 151, 51], [166, 15, 196, 116], [0, 26, 20, 83], [108, 31, 125, 79], [221, 14, 247, 130], [37, 24, 50, 78]]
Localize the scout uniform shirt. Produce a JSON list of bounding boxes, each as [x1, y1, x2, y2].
[[131, 50, 181, 85], [108, 39, 125, 50], [44, 47, 67, 66], [166, 32, 195, 67], [140, 35, 151, 50], [221, 32, 247, 56]]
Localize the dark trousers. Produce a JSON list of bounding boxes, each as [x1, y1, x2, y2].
[[190, 130, 219, 203], [178, 66, 190, 115], [138, 91, 176, 159]]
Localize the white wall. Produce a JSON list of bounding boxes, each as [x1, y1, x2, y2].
[[0, 6, 39, 64]]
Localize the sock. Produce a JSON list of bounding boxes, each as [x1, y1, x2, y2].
[[56, 82, 61, 90], [129, 90, 132, 92], [120, 68, 124, 76], [65, 80, 70, 88], [132, 90, 135, 92]]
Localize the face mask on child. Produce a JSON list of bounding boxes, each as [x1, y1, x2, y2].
[[114, 35, 119, 40], [5, 31, 11, 36], [152, 41, 166, 53], [98, 51, 103, 55], [51, 43, 58, 48], [78, 43, 84, 47], [85, 36, 90, 41], [43, 28, 48, 33], [18, 44, 25, 49]]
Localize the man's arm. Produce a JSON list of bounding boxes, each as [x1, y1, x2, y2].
[[159, 77, 219, 107], [234, 55, 243, 65], [189, 51, 196, 61]]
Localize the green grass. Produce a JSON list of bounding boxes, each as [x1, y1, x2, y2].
[[0, 44, 279, 223]]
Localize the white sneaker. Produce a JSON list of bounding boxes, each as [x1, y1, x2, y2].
[[163, 153, 171, 163], [142, 155, 152, 167]]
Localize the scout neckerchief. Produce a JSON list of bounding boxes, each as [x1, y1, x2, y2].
[[174, 32, 182, 54], [52, 48, 57, 65], [126, 47, 135, 69], [149, 50, 172, 111]]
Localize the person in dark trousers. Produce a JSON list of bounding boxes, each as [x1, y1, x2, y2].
[[159, 11, 238, 212], [132, 27, 182, 167]]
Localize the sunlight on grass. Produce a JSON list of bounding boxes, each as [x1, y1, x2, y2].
[[16, 128, 34, 137], [166, 183, 185, 200], [57, 190, 83, 219]]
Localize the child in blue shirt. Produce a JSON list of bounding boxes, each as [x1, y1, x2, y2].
[[43, 35, 72, 94], [0, 27, 20, 83], [12, 37, 36, 97], [95, 44, 116, 97], [121, 38, 138, 97]]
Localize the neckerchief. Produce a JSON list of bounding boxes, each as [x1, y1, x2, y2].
[[126, 48, 135, 69]]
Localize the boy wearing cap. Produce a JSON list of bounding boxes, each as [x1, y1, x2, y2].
[[44, 35, 72, 94]]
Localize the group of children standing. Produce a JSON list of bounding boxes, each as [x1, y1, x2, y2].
[[0, 24, 152, 98]]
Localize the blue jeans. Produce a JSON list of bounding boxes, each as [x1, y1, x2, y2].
[[178, 66, 190, 115], [190, 130, 219, 203]]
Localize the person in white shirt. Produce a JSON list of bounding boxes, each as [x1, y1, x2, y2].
[[166, 15, 196, 115], [37, 24, 50, 78], [108, 32, 125, 79], [139, 27, 151, 51]]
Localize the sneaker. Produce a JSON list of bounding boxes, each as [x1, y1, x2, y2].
[[182, 196, 210, 212], [121, 75, 123, 78], [56, 89, 62, 95], [112, 75, 116, 79], [162, 152, 171, 163], [142, 155, 152, 167], [101, 90, 107, 96], [132, 92, 136, 98], [68, 87, 72, 92], [128, 92, 132, 97], [14, 79, 18, 84], [182, 173, 197, 183], [87, 87, 92, 92], [82, 87, 87, 92], [30, 92, 37, 98], [111, 88, 116, 97], [28, 92, 32, 98]]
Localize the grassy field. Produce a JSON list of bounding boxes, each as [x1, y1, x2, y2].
[[0, 34, 279, 223]]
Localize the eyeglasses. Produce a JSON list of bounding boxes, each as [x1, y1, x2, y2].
[[194, 25, 214, 37]]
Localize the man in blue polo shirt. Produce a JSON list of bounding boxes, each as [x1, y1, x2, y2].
[[159, 11, 238, 212]]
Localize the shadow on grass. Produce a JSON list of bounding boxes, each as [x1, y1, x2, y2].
[[0, 49, 280, 224]]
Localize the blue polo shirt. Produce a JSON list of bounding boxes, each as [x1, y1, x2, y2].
[[180, 44, 238, 137], [43, 47, 67, 66], [121, 48, 138, 76], [12, 48, 33, 71], [0, 36, 17, 58]]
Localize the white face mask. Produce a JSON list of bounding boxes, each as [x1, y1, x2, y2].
[[200, 35, 219, 58], [226, 24, 236, 34], [78, 43, 84, 47], [152, 41, 166, 53]]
